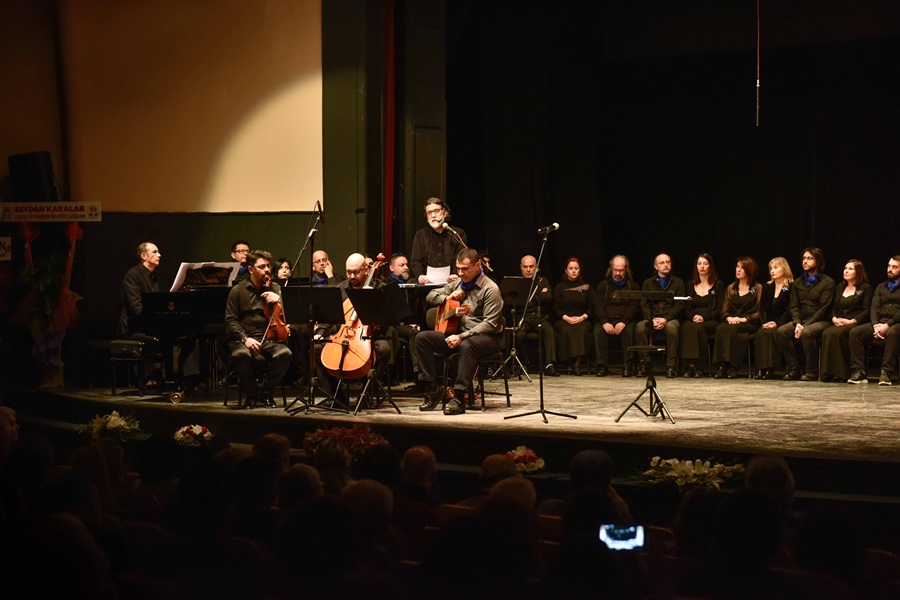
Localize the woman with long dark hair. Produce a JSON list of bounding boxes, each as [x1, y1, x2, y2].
[[712, 257, 763, 378], [820, 259, 872, 382], [553, 257, 594, 375], [681, 253, 725, 377]]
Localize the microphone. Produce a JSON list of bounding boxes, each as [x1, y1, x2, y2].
[[442, 222, 468, 248], [537, 223, 559, 234], [315, 200, 324, 223]]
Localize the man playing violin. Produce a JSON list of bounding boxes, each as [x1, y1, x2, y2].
[[315, 253, 393, 406], [415, 248, 504, 415], [225, 249, 292, 409]]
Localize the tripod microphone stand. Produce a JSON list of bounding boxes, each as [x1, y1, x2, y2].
[[611, 290, 677, 424], [505, 228, 576, 423], [492, 276, 536, 382]]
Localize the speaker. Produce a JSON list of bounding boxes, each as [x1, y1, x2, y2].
[[8, 151, 58, 202]]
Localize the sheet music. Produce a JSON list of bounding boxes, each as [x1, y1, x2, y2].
[[170, 261, 242, 292], [426, 265, 451, 285]]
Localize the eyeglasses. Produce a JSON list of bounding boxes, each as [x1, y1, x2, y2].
[[234, 249, 250, 254], [346, 269, 367, 277], [313, 258, 329, 264], [426, 208, 444, 216]]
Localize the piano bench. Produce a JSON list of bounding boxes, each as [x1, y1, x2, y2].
[[110, 338, 162, 397]]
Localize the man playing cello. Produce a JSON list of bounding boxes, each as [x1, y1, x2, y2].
[[415, 248, 504, 415], [225, 249, 292, 409]]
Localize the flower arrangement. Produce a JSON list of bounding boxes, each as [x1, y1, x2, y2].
[[77, 411, 142, 441], [173, 424, 213, 447], [505, 445, 545, 473], [302, 424, 388, 459], [642, 456, 744, 490]]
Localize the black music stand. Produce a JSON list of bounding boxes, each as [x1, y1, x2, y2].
[[345, 286, 411, 415], [493, 276, 533, 381], [612, 290, 676, 424], [505, 230, 576, 423], [283, 286, 346, 415]]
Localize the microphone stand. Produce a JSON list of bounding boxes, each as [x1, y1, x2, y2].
[[284, 213, 323, 415], [505, 229, 576, 423]]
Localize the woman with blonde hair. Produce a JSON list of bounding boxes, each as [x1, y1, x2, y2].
[[754, 257, 794, 379]]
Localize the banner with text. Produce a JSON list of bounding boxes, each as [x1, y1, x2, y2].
[[0, 202, 102, 222]]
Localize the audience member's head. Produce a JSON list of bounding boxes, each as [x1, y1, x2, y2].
[[400, 445, 437, 490], [671, 486, 723, 561], [353, 443, 401, 487], [314, 438, 354, 496], [252, 433, 292, 473], [277, 463, 324, 510], [488, 476, 537, 510], [744, 454, 795, 510], [340, 479, 394, 544], [569, 449, 615, 492], [561, 486, 623, 541], [794, 507, 867, 584], [479, 453, 521, 490]]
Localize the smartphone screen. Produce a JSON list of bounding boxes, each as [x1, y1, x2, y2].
[[598, 524, 645, 551]]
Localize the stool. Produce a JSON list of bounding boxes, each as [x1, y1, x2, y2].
[[440, 351, 511, 412], [223, 353, 288, 408], [110, 338, 163, 397]]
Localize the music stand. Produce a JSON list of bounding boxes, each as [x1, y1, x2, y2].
[[612, 290, 677, 424], [505, 230, 576, 423], [283, 285, 347, 415], [345, 286, 411, 415], [493, 276, 533, 381]]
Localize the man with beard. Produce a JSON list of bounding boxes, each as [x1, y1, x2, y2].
[[410, 197, 467, 285], [225, 249, 292, 408], [385, 252, 424, 388], [775, 247, 835, 381], [593, 255, 642, 377], [849, 255, 900, 386]]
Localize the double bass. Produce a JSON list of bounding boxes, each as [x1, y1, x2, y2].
[[320, 254, 385, 379]]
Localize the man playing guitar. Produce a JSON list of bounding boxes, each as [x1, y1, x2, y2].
[[415, 248, 504, 415]]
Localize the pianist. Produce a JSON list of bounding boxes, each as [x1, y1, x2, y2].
[[119, 241, 161, 337], [225, 249, 292, 408]]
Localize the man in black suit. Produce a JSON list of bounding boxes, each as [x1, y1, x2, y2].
[[636, 253, 685, 378], [849, 255, 900, 385], [118, 241, 161, 337]]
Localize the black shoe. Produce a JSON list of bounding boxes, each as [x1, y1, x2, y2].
[[596, 365, 608, 377], [754, 370, 764, 379], [263, 392, 277, 408], [543, 364, 559, 377], [714, 365, 727, 379], [848, 370, 868, 384], [419, 383, 444, 411], [683, 366, 695, 378], [622, 364, 634, 377], [638, 362, 651, 377], [694, 369, 705, 378], [666, 368, 677, 378], [879, 370, 893, 386], [443, 390, 466, 415], [800, 371, 818, 382], [784, 369, 801, 381], [244, 394, 258, 410], [763, 368, 776, 380], [726, 367, 737, 379]]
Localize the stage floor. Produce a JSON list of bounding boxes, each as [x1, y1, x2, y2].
[[10, 371, 900, 485]]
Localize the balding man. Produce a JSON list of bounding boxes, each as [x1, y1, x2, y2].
[[119, 241, 161, 337], [514, 255, 557, 376], [593, 255, 641, 377], [315, 253, 392, 406], [635, 253, 685, 378], [311, 250, 345, 286]]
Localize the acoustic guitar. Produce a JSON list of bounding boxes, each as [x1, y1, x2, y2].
[[434, 296, 470, 335]]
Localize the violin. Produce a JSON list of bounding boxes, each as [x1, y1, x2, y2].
[[263, 275, 291, 342], [320, 253, 386, 378]]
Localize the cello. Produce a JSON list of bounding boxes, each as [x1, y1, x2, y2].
[[320, 253, 386, 379]]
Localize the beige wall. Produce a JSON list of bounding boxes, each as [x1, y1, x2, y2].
[[60, 0, 322, 213]]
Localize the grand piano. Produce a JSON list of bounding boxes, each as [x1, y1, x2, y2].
[[138, 262, 239, 392]]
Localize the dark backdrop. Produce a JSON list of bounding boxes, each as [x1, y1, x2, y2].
[[446, 2, 899, 288]]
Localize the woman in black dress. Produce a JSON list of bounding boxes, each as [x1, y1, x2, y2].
[[553, 257, 594, 375], [754, 257, 794, 379], [820, 259, 872, 382], [712, 257, 763, 378], [681, 253, 725, 377]]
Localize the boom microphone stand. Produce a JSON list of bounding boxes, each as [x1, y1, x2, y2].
[[505, 224, 576, 423]]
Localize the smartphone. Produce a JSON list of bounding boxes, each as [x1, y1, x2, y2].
[[598, 524, 645, 551]]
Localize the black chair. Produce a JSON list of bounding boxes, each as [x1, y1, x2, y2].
[[222, 353, 287, 408], [109, 337, 164, 397], [439, 351, 511, 412]]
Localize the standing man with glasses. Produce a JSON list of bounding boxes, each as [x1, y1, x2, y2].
[[410, 197, 467, 285]]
